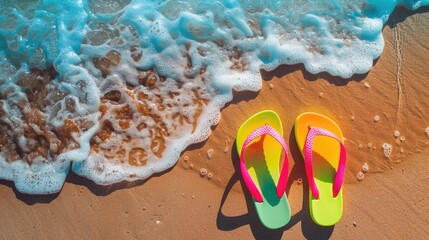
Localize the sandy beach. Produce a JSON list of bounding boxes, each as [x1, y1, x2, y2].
[[1, 6, 428, 240]]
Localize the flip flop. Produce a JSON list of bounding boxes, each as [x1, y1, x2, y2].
[[294, 112, 346, 226], [236, 110, 291, 229]]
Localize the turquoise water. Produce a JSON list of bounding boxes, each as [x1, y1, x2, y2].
[[0, 0, 428, 194]]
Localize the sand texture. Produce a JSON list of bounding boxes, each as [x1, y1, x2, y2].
[[1, 7, 429, 240]]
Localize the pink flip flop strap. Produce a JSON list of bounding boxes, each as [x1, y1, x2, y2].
[[240, 124, 289, 203], [303, 126, 347, 200]]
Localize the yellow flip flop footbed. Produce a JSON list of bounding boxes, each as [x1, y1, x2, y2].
[[236, 110, 291, 229], [294, 112, 344, 226]]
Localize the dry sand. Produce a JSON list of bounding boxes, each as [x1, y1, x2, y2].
[[1, 7, 429, 240]]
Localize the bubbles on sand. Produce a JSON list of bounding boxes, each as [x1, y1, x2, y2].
[[364, 82, 371, 88], [357, 163, 368, 181], [393, 130, 400, 138], [362, 162, 369, 172], [207, 149, 214, 159], [199, 168, 208, 177], [224, 139, 230, 153], [357, 171, 365, 181], [373, 115, 380, 122], [381, 143, 393, 158], [395, 138, 401, 146]]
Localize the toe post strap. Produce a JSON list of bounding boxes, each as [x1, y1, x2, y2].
[[304, 126, 346, 199], [240, 124, 289, 203]]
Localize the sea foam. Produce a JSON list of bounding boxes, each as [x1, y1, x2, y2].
[[0, 0, 428, 194]]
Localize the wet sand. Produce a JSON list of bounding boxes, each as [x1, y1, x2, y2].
[[1, 7, 429, 240]]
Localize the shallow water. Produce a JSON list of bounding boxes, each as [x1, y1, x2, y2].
[[0, 0, 428, 194]]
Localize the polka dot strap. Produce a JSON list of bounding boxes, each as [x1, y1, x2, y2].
[[240, 124, 289, 203], [304, 126, 347, 199]]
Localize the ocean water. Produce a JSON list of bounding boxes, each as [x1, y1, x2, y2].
[[0, 0, 428, 194]]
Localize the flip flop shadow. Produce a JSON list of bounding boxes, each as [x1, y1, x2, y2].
[[216, 138, 300, 240]]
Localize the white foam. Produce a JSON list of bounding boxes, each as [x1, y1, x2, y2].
[[382, 143, 393, 158], [1, 0, 428, 194]]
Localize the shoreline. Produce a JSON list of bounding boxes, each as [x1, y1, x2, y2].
[[0, 6, 429, 240]]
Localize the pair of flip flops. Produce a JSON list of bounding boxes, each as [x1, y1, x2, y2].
[[236, 110, 346, 229]]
